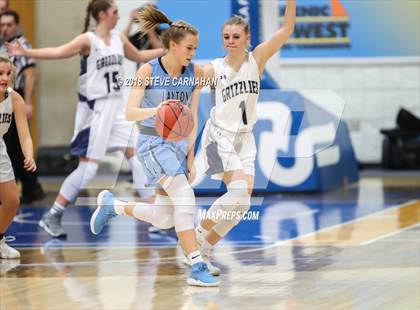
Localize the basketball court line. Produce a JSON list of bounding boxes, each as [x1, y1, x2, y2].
[[293, 200, 420, 246], [9, 200, 419, 268], [361, 222, 420, 246]]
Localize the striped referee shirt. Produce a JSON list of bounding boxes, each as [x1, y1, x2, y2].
[[0, 35, 36, 95]]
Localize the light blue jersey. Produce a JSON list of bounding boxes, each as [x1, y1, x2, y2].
[[140, 57, 195, 128], [137, 57, 196, 185]]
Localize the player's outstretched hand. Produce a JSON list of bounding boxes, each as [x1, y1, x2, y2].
[[5, 41, 25, 57], [23, 157, 37, 172]]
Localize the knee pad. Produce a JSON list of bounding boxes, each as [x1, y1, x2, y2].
[[206, 180, 250, 224], [226, 179, 250, 211], [210, 180, 251, 236], [163, 175, 196, 232], [173, 209, 195, 232], [151, 195, 174, 229], [163, 175, 196, 215]]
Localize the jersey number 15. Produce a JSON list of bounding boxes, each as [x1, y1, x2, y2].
[[104, 71, 120, 93]]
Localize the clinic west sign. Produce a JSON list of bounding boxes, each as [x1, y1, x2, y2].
[[282, 0, 351, 49]]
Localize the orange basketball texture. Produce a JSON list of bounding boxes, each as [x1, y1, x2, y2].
[[155, 100, 194, 142]]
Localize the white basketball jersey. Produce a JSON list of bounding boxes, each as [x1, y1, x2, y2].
[[210, 53, 260, 133], [78, 30, 124, 101], [0, 88, 13, 138]]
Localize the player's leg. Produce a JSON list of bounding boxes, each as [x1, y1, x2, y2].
[[201, 129, 255, 238], [39, 157, 100, 237], [200, 172, 254, 243], [0, 180, 21, 259], [161, 174, 219, 286], [39, 100, 111, 237], [90, 188, 174, 235]]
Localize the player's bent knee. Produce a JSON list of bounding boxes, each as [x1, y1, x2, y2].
[[224, 179, 250, 212]]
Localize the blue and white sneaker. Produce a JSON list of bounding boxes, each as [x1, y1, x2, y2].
[[187, 262, 220, 287], [90, 190, 117, 235]]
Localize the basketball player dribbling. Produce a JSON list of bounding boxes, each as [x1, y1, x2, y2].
[[6, 0, 164, 238], [0, 55, 37, 259], [187, 0, 296, 275], [89, 6, 219, 287]]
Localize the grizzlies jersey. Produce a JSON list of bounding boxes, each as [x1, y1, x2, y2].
[[78, 30, 124, 101], [0, 88, 13, 138], [211, 53, 260, 133], [140, 57, 195, 128]]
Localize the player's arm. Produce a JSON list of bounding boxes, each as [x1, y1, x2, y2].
[[22, 66, 37, 119], [6, 33, 91, 59], [120, 33, 165, 63], [202, 63, 214, 82], [186, 64, 204, 183], [12, 92, 36, 172], [126, 63, 157, 121], [253, 0, 296, 74]]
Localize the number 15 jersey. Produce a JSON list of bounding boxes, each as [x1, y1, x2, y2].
[[78, 30, 124, 101], [210, 53, 260, 133]]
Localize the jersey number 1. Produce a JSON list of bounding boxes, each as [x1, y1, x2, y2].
[[239, 100, 248, 125], [104, 72, 120, 93]]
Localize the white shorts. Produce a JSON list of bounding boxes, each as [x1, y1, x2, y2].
[[0, 139, 14, 183], [70, 96, 137, 161], [201, 120, 256, 180]]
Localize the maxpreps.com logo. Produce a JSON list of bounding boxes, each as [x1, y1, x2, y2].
[[281, 0, 351, 48]]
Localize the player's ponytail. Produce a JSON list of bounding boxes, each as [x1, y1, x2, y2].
[[83, 0, 112, 33], [137, 5, 198, 50], [136, 5, 171, 34]]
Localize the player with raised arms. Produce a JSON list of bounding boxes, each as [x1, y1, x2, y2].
[[191, 0, 296, 275]]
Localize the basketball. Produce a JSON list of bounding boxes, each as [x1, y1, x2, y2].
[[155, 100, 194, 142]]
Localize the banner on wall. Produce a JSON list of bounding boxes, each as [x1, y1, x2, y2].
[[279, 0, 420, 58], [157, 0, 419, 59]]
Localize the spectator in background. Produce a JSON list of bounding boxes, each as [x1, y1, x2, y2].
[[1, 10, 45, 204], [0, 0, 9, 49]]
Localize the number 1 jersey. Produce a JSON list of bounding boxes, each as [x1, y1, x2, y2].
[[78, 30, 124, 101], [210, 53, 260, 133]]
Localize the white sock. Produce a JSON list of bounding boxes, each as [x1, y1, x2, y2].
[[128, 156, 154, 198], [113, 199, 127, 215], [49, 202, 66, 216], [187, 250, 204, 265]]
